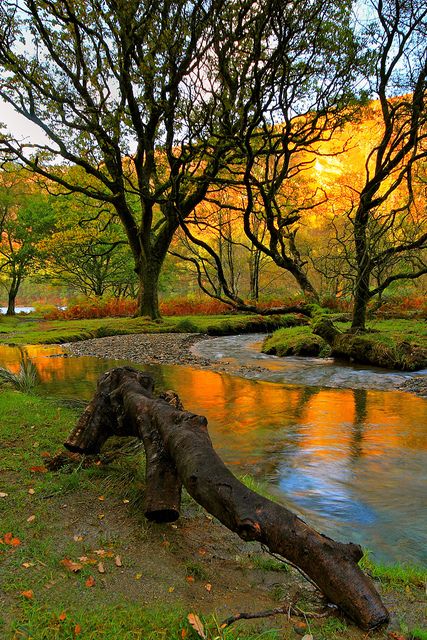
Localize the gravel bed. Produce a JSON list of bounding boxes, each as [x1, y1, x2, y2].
[[63, 333, 212, 367]]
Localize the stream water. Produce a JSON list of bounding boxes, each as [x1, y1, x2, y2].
[[0, 337, 426, 566]]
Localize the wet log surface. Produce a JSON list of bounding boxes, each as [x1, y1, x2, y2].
[[64, 366, 389, 630]]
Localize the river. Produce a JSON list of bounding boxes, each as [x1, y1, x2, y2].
[[0, 336, 426, 567]]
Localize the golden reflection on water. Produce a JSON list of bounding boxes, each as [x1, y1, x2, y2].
[[1, 343, 426, 563]]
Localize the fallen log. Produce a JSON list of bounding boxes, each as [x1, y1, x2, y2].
[[64, 366, 389, 630]]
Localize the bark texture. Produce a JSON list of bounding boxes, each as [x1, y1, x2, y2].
[[64, 366, 389, 630]]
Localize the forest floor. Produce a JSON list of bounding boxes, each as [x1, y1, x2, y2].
[[0, 389, 426, 640]]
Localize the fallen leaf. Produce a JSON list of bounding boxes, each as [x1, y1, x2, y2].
[[4, 532, 20, 546], [58, 612, 67, 622], [204, 583, 212, 592], [98, 513, 105, 520], [22, 562, 34, 568], [181, 630, 188, 639], [73, 535, 84, 542], [60, 558, 83, 573], [168, 586, 175, 592], [41, 451, 51, 458], [85, 575, 95, 588], [301, 635, 314, 640], [28, 488, 35, 495], [187, 613, 206, 639], [29, 466, 47, 473], [27, 515, 36, 523], [186, 575, 195, 584], [122, 499, 129, 504], [115, 555, 122, 567], [198, 547, 207, 556], [74, 624, 82, 636], [0, 492, 8, 498], [94, 549, 113, 558], [97, 562, 105, 574], [20, 590, 34, 599], [135, 573, 142, 580], [98, 495, 105, 501]]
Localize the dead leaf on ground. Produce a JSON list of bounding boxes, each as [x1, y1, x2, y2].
[[204, 583, 212, 592], [22, 562, 34, 569], [3, 532, 21, 546], [97, 562, 105, 574], [29, 466, 47, 473], [20, 590, 34, 599], [186, 575, 195, 584], [60, 558, 83, 573], [0, 492, 8, 498], [28, 488, 35, 495], [58, 612, 67, 622], [73, 535, 84, 542], [85, 575, 95, 588], [27, 515, 36, 523], [74, 624, 82, 636], [115, 555, 122, 567], [187, 613, 206, 639]]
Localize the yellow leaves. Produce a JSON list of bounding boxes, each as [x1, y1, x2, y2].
[[168, 586, 175, 592], [28, 488, 35, 495], [187, 613, 206, 639], [135, 573, 143, 580]]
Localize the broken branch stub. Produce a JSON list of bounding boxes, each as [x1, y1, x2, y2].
[[64, 367, 389, 630]]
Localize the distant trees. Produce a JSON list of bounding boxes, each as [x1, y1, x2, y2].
[[0, 0, 367, 318], [0, 165, 54, 314], [40, 193, 138, 299]]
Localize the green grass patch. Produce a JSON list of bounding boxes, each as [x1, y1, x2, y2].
[[359, 552, 427, 589], [0, 313, 296, 346]]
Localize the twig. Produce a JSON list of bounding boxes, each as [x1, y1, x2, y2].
[[221, 603, 331, 628]]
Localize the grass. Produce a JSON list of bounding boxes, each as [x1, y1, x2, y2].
[[359, 552, 427, 590], [0, 313, 294, 346], [0, 355, 40, 392], [262, 317, 427, 370]]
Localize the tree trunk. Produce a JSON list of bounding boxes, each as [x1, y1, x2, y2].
[[136, 258, 162, 320], [6, 272, 21, 316], [352, 212, 371, 331], [64, 367, 389, 631]]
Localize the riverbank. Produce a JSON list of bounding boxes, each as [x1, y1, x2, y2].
[[63, 332, 427, 397]]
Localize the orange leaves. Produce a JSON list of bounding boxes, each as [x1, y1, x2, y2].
[[29, 465, 47, 473], [1, 532, 21, 546], [20, 590, 34, 599], [85, 575, 96, 588], [187, 613, 206, 639]]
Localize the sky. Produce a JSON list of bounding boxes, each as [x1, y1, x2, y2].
[[1, 100, 49, 146]]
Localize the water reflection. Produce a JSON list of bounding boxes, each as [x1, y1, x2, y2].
[[0, 343, 426, 565]]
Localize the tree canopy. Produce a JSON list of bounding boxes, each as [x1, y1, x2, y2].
[[0, 0, 369, 317]]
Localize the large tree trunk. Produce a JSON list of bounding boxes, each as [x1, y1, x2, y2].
[[64, 367, 389, 631]]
